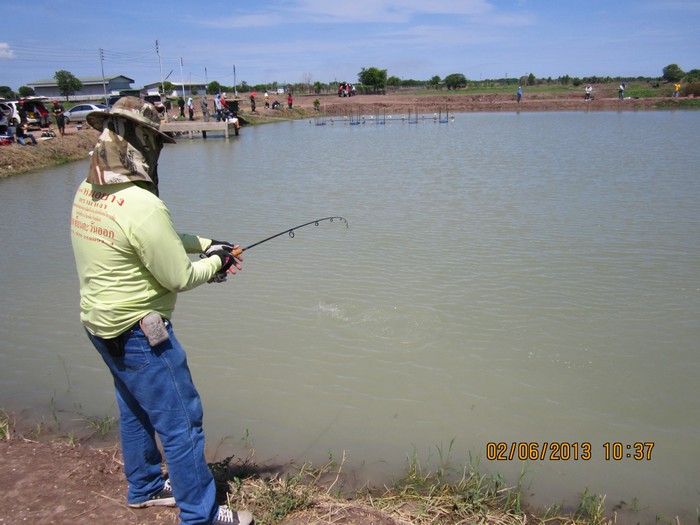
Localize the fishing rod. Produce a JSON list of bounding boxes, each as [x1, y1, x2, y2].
[[229, 216, 348, 257]]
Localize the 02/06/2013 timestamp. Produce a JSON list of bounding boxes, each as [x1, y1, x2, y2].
[[486, 442, 654, 461]]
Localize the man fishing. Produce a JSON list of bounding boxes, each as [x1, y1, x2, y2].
[[69, 96, 253, 525]]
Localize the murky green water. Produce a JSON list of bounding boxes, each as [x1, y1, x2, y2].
[[1, 111, 698, 521]]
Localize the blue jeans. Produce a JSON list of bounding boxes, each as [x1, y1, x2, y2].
[[17, 133, 37, 145], [88, 320, 218, 525]]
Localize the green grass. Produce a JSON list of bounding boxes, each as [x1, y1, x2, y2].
[[402, 81, 693, 100], [655, 98, 700, 109], [82, 414, 116, 439], [213, 442, 629, 525], [0, 408, 13, 440]]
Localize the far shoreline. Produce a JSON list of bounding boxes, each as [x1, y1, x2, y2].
[[1, 88, 697, 178]]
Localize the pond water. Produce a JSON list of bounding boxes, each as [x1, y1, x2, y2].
[[1, 110, 699, 522]]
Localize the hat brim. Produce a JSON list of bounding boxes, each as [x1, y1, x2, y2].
[[86, 110, 176, 144]]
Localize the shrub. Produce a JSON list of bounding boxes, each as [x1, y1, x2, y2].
[[683, 82, 700, 97]]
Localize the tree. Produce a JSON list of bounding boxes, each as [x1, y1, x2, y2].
[[662, 64, 685, 82], [444, 73, 467, 90], [302, 72, 313, 90], [358, 67, 387, 92], [54, 70, 82, 100], [527, 73, 536, 86], [685, 69, 700, 83], [387, 76, 401, 88], [429, 75, 441, 89], [0, 86, 16, 99]]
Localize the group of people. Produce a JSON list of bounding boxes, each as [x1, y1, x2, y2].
[[149, 91, 293, 122], [0, 108, 39, 146], [0, 120, 38, 145], [337, 82, 356, 97], [253, 90, 293, 112], [165, 93, 246, 122], [0, 98, 67, 146], [176, 97, 197, 120], [213, 93, 240, 121], [514, 82, 683, 104]]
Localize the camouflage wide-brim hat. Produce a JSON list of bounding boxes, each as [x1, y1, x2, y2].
[[87, 96, 175, 144]]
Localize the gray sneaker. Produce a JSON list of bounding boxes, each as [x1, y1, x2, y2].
[[128, 478, 176, 508], [213, 506, 254, 525]]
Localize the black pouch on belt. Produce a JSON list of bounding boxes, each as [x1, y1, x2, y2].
[[140, 312, 170, 347]]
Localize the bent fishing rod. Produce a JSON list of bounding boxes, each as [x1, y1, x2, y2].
[[229, 216, 348, 257]]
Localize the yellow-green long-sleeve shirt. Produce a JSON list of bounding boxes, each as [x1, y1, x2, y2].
[[71, 179, 221, 338]]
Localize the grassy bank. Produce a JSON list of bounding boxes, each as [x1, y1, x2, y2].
[[1, 407, 674, 525], [0, 126, 99, 177]]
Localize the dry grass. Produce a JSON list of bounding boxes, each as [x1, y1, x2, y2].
[[0, 126, 99, 177], [219, 450, 533, 525]]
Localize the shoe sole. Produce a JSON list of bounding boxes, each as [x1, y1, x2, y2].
[[128, 496, 176, 508]]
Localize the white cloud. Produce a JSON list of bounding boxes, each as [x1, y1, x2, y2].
[[201, 0, 497, 27], [0, 43, 16, 59]]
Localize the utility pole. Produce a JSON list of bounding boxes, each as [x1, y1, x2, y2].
[[180, 57, 186, 98], [99, 48, 108, 103], [233, 65, 237, 95], [156, 40, 167, 121]]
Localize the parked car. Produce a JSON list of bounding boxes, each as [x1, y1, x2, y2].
[[0, 97, 51, 127], [63, 103, 107, 124], [0, 101, 13, 123]]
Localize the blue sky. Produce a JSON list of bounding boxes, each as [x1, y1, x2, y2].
[[2, 0, 699, 91]]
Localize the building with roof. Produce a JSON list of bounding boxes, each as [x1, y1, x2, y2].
[[143, 81, 209, 98], [27, 75, 135, 101]]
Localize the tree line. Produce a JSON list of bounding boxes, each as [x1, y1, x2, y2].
[[2, 63, 697, 102]]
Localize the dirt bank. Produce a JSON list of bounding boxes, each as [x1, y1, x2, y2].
[[242, 85, 681, 119], [0, 125, 99, 177]]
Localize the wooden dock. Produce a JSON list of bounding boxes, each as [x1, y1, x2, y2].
[[160, 119, 240, 139]]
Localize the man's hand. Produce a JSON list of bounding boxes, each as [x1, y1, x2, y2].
[[205, 239, 235, 256], [208, 247, 243, 283]]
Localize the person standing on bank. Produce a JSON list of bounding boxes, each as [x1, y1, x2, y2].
[[178, 96, 186, 117], [52, 99, 66, 136], [516, 86, 522, 103], [18, 99, 28, 124], [187, 97, 195, 121], [201, 96, 210, 122], [70, 97, 253, 525]]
